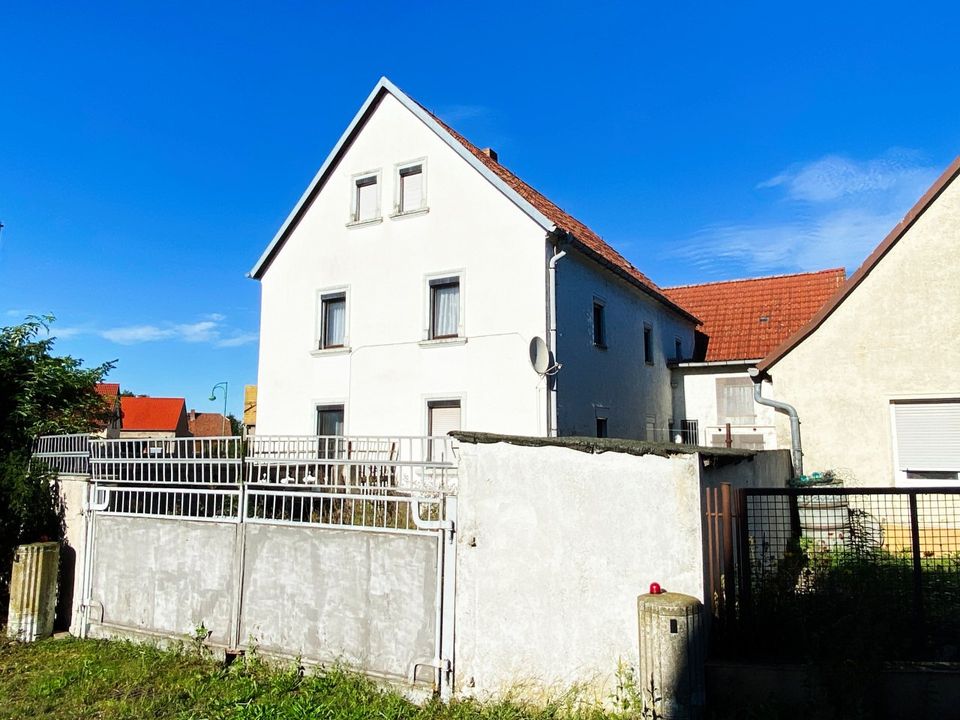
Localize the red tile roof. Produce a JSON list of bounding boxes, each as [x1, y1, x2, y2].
[[95, 383, 120, 396], [664, 269, 846, 362], [188, 411, 232, 437], [424, 110, 700, 323], [120, 397, 187, 432]]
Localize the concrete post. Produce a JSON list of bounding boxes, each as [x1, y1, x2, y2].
[[637, 590, 706, 719], [7, 542, 60, 642]]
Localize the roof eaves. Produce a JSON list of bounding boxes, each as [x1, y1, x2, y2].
[[758, 155, 960, 374]]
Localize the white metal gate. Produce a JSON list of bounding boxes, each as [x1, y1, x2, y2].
[[77, 435, 458, 696]]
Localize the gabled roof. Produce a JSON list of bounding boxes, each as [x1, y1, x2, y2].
[[188, 411, 231, 437], [664, 269, 845, 363], [120, 397, 187, 432], [758, 155, 960, 374], [95, 383, 120, 397], [249, 77, 698, 324]]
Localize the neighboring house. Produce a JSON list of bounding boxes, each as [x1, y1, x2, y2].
[[187, 410, 232, 437], [250, 78, 699, 441], [664, 269, 845, 450], [93, 382, 122, 437], [119, 397, 191, 438], [757, 156, 960, 486]]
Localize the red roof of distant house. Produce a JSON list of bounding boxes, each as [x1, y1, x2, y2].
[[663, 269, 846, 362], [188, 411, 232, 437], [95, 383, 120, 396], [120, 397, 187, 432]]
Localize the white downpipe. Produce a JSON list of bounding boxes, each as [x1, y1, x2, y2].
[[547, 248, 567, 437], [79, 483, 108, 639]]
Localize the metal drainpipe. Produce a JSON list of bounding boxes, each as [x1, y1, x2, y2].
[[547, 247, 567, 437], [748, 367, 803, 476]]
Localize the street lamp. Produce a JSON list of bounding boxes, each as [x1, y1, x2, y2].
[[209, 382, 229, 436]]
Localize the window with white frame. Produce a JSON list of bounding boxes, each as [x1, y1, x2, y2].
[[317, 291, 347, 349], [397, 162, 425, 213], [716, 378, 756, 425], [429, 277, 460, 339], [892, 400, 960, 480], [428, 399, 461, 461], [352, 173, 379, 223]]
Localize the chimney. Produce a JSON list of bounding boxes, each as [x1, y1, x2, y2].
[[481, 147, 498, 163]]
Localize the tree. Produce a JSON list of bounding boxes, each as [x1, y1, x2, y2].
[[0, 315, 116, 455], [0, 316, 115, 618]]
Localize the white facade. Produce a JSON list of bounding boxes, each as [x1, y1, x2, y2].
[[672, 364, 779, 449], [253, 80, 697, 440]]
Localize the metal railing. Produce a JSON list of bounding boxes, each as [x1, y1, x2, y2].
[[33, 433, 458, 533], [32, 433, 91, 475]]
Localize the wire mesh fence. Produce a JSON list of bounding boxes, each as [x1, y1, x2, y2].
[[711, 487, 960, 662]]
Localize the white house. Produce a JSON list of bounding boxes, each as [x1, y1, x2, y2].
[[757, 156, 960, 486], [249, 78, 699, 441], [664, 269, 845, 450]]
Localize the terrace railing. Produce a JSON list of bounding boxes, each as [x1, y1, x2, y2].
[[32, 433, 91, 475]]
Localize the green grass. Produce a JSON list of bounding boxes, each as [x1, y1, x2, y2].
[[0, 636, 627, 720]]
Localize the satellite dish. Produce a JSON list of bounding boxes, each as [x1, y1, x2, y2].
[[529, 336, 550, 374]]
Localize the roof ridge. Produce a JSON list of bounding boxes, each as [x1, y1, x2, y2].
[[665, 267, 846, 290]]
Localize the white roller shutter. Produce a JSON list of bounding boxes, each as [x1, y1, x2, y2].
[[429, 402, 461, 462], [893, 401, 960, 471]]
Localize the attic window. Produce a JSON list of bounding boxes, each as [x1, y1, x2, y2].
[[398, 163, 424, 213], [351, 172, 380, 223]]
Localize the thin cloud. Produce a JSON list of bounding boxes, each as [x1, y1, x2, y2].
[[672, 149, 941, 276], [97, 315, 257, 348], [435, 104, 491, 124]]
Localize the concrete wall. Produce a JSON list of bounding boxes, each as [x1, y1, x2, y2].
[[673, 367, 780, 449], [767, 177, 960, 487], [555, 252, 697, 440], [88, 516, 241, 646], [453, 440, 707, 699], [240, 524, 438, 681], [57, 475, 88, 635], [256, 92, 551, 437]]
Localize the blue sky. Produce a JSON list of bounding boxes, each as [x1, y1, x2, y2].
[[2, 2, 958, 417]]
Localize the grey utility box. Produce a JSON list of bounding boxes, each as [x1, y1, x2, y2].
[[637, 591, 706, 719], [7, 542, 60, 642]]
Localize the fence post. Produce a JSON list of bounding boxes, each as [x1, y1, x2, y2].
[[909, 492, 924, 652]]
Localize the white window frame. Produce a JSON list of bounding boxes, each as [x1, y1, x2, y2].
[[392, 158, 428, 217], [422, 270, 466, 344], [889, 396, 960, 487], [424, 393, 465, 461], [348, 169, 382, 226], [310, 397, 348, 436], [312, 286, 350, 355]]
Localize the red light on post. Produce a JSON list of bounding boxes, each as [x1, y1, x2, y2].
[[649, 582, 663, 594]]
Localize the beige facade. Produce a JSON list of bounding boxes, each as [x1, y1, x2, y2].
[[764, 169, 960, 487]]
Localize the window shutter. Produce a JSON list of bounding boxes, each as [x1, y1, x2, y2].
[[400, 166, 423, 211], [357, 178, 378, 221], [429, 402, 461, 462], [893, 401, 960, 471]]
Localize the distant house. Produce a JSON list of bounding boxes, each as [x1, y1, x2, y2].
[[243, 385, 257, 436], [187, 409, 232, 437], [119, 397, 191, 438], [94, 383, 122, 437], [665, 270, 845, 450], [757, 157, 960, 486]]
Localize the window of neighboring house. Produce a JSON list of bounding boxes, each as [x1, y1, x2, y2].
[[716, 378, 756, 426], [398, 163, 424, 213], [593, 301, 607, 348], [316, 404, 345, 460], [596, 417, 608, 438], [645, 415, 657, 442], [353, 173, 379, 222], [674, 337, 683, 362], [892, 400, 960, 480], [428, 400, 461, 461], [643, 324, 654, 365], [429, 277, 460, 339], [319, 293, 346, 349]]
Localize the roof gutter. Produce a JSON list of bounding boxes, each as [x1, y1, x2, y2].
[[749, 367, 801, 477]]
